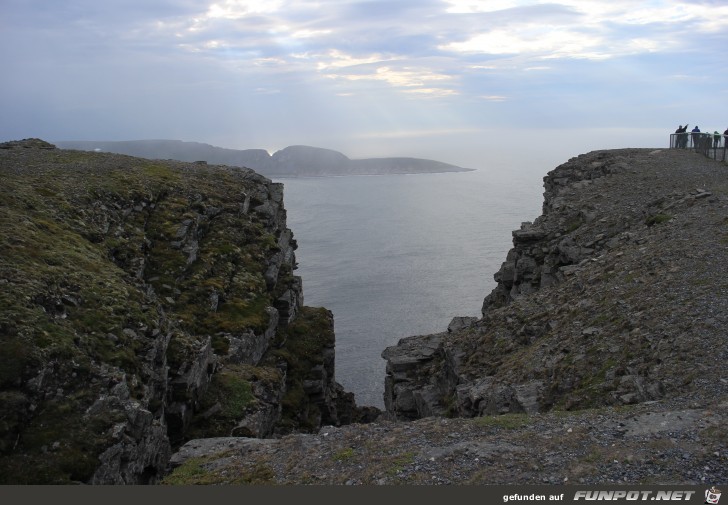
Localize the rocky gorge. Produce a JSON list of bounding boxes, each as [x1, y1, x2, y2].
[[164, 147, 726, 485], [1, 141, 726, 485]]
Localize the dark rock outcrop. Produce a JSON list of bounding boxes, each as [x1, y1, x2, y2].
[[0, 139, 374, 484]]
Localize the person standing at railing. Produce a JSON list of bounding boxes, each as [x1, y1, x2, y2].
[[714, 131, 722, 148], [691, 126, 701, 149], [724, 127, 728, 148], [675, 124, 688, 148]]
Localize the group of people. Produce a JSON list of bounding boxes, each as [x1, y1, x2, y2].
[[674, 124, 728, 149]]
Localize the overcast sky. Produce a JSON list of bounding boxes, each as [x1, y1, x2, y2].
[[2, 0, 727, 169]]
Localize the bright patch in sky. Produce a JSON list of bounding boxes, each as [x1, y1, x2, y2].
[[206, 0, 284, 19]]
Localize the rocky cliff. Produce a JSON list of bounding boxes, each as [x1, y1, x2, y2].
[[4, 144, 726, 486], [0, 139, 375, 484], [383, 148, 728, 420], [160, 148, 726, 485]]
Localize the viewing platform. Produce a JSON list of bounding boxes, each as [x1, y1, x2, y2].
[[670, 132, 727, 162]]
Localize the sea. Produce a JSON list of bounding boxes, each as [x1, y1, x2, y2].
[[272, 165, 546, 408]]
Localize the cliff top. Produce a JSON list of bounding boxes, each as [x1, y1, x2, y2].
[[167, 148, 728, 485]]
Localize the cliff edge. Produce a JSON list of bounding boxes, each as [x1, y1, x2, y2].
[[162, 148, 726, 485], [382, 148, 727, 420], [0, 139, 376, 484]]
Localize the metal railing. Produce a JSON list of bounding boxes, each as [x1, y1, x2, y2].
[[669, 132, 727, 162]]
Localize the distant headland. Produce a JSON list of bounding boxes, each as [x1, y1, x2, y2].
[[54, 140, 474, 177]]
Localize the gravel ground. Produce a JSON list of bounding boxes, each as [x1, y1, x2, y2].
[[169, 393, 727, 485]]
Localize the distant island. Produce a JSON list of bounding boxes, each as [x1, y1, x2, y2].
[[53, 140, 474, 177]]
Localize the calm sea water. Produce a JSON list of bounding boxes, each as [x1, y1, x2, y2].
[[273, 167, 545, 408]]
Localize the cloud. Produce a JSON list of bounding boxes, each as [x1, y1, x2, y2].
[[438, 1, 727, 62], [313, 50, 396, 70], [440, 28, 610, 60], [354, 127, 484, 139], [479, 95, 508, 102], [2, 0, 728, 158], [204, 0, 284, 19], [319, 59, 458, 97]]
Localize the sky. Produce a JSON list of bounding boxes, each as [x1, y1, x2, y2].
[[2, 0, 727, 170]]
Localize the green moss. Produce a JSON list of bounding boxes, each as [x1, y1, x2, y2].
[[0, 146, 290, 482], [185, 364, 274, 439], [0, 393, 125, 484], [208, 296, 270, 333], [211, 334, 230, 355], [386, 452, 416, 476], [165, 333, 192, 370], [235, 464, 275, 484], [160, 457, 221, 485], [161, 456, 275, 485], [645, 213, 672, 226], [141, 193, 275, 339], [142, 163, 179, 182], [565, 217, 583, 233], [700, 425, 728, 443], [217, 371, 255, 418], [215, 243, 237, 255], [333, 447, 356, 461], [265, 307, 334, 431]]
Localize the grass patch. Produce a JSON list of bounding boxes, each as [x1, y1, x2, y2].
[[185, 364, 284, 440], [700, 425, 728, 443], [645, 213, 672, 227], [385, 452, 416, 476], [333, 447, 356, 462], [218, 372, 255, 418], [160, 457, 221, 485], [142, 163, 180, 182], [161, 457, 276, 485]]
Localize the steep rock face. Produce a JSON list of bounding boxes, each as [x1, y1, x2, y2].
[[383, 148, 728, 420], [382, 333, 450, 420], [482, 151, 632, 312], [0, 139, 368, 484]]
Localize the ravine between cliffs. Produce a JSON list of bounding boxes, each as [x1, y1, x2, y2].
[[1, 141, 725, 485]]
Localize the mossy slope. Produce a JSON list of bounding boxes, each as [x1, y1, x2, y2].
[[0, 139, 307, 483]]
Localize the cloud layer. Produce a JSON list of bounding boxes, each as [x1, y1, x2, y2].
[[2, 0, 727, 167]]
